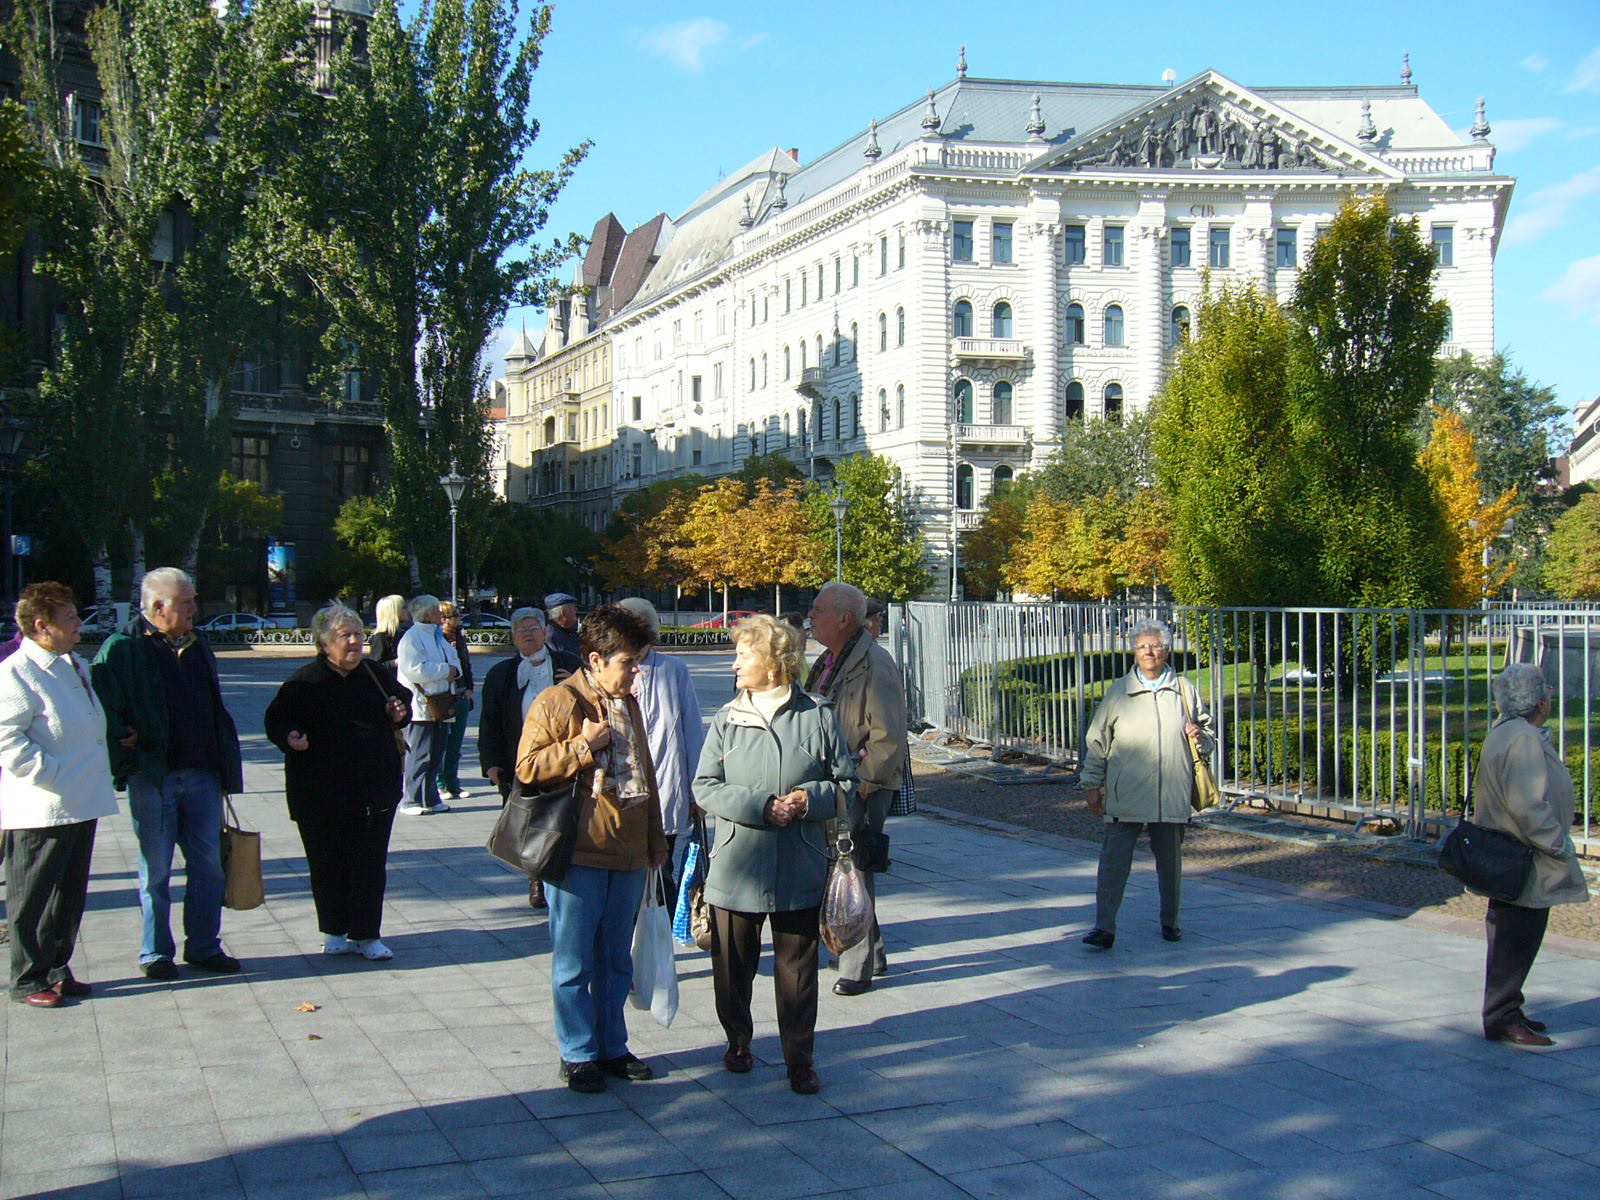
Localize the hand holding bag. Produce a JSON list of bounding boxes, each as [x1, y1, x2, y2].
[[220, 796, 265, 911], [629, 866, 679, 1028], [820, 830, 873, 956]]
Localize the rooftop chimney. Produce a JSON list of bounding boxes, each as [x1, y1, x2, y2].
[[787, 148, 800, 162]]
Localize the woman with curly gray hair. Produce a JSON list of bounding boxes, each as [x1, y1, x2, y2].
[[1078, 619, 1213, 949], [1470, 663, 1589, 1047]]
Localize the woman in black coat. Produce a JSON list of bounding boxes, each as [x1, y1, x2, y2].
[[266, 603, 411, 961]]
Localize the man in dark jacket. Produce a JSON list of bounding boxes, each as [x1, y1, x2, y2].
[[90, 568, 245, 980], [479, 606, 579, 908]]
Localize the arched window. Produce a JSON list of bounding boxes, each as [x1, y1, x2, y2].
[[1104, 304, 1125, 346], [783, 345, 791, 379], [992, 381, 1013, 425], [852, 393, 862, 436], [833, 335, 841, 367], [761, 352, 768, 386], [816, 334, 823, 365], [783, 411, 792, 444], [1065, 381, 1085, 420], [1104, 383, 1124, 422], [956, 463, 974, 510], [896, 307, 906, 346], [849, 322, 858, 362], [1171, 305, 1191, 347], [799, 341, 807, 370], [749, 358, 756, 391], [992, 301, 1013, 338], [993, 465, 1014, 490], [878, 387, 890, 432], [954, 378, 974, 424], [878, 313, 888, 351], [895, 384, 905, 429], [831, 397, 841, 439], [798, 408, 810, 449], [1066, 302, 1085, 346], [953, 300, 973, 338]]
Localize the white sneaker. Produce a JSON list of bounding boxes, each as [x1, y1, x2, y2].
[[427, 800, 452, 814], [323, 934, 352, 956], [398, 803, 427, 816], [352, 939, 392, 961]]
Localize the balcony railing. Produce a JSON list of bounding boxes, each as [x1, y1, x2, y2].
[[797, 367, 827, 396], [955, 423, 1029, 446], [955, 511, 984, 530], [953, 338, 1029, 363]]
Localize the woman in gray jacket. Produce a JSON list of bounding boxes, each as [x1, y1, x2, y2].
[[1471, 664, 1589, 1047], [694, 615, 857, 1095], [1078, 619, 1213, 949]]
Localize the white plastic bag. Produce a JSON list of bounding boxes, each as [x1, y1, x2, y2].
[[629, 867, 679, 1027], [820, 845, 872, 956]]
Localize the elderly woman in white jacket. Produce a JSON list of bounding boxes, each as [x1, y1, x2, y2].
[[0, 583, 118, 1007], [396, 594, 461, 816]]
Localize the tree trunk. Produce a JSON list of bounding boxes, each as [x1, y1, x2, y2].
[[774, 582, 781, 613], [181, 514, 205, 577], [92, 539, 114, 606], [128, 520, 146, 605]]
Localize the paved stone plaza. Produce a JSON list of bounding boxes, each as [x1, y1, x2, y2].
[[1, 654, 1597, 1199]]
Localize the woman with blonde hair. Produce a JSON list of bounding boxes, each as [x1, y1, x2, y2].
[[368, 595, 408, 668], [693, 614, 857, 1094]]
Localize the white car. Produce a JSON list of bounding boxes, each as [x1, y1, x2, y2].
[[198, 612, 276, 633], [468, 613, 513, 629]]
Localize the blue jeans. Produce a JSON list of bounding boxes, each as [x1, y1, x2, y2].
[[126, 769, 226, 965], [436, 696, 472, 793], [545, 864, 646, 1063]]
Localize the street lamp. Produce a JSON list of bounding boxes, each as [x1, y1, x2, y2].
[[439, 463, 467, 605], [0, 416, 27, 609], [828, 489, 848, 582]]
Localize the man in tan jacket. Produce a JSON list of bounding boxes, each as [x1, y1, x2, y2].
[[805, 582, 907, 995]]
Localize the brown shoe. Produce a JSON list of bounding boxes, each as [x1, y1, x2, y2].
[[18, 989, 62, 1008], [788, 1063, 820, 1095], [723, 1045, 753, 1074], [1486, 1021, 1554, 1048], [529, 878, 547, 909]]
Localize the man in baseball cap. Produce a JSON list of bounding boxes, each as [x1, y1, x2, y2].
[[543, 593, 581, 659]]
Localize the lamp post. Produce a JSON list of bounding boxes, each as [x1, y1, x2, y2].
[[439, 463, 467, 605], [828, 490, 848, 582], [0, 416, 27, 609]]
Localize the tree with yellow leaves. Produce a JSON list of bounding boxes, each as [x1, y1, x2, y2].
[[1418, 405, 1520, 606]]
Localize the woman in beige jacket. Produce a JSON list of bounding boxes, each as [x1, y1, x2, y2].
[[1470, 663, 1589, 1047], [1078, 620, 1213, 949]]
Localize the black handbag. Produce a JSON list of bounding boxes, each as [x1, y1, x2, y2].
[[1438, 753, 1534, 903], [486, 778, 582, 882]]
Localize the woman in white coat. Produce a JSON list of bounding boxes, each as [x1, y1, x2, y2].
[[0, 583, 118, 1007], [396, 594, 460, 816]]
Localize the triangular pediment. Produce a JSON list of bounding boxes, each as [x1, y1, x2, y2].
[[1028, 71, 1400, 179]]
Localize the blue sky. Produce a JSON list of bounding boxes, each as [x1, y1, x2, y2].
[[492, 0, 1600, 420]]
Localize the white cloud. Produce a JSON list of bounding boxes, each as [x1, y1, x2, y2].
[[1488, 117, 1563, 154], [1522, 53, 1550, 72], [1503, 164, 1600, 247], [640, 18, 733, 73], [1566, 45, 1600, 92], [1541, 253, 1600, 323]]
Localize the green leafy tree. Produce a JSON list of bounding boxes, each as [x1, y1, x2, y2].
[[1034, 411, 1155, 502], [1292, 196, 1451, 607], [1153, 283, 1307, 605], [326, 495, 411, 603], [0, 94, 45, 381], [812, 454, 929, 600], [734, 452, 801, 488], [1542, 493, 1600, 600], [962, 473, 1034, 599]]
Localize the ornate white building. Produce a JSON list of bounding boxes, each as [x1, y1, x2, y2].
[[515, 65, 1512, 596]]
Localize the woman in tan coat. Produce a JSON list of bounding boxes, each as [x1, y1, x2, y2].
[[1078, 619, 1213, 948], [517, 605, 667, 1093], [1470, 664, 1589, 1047]]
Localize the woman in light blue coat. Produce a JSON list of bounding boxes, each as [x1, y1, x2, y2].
[[694, 615, 857, 1095]]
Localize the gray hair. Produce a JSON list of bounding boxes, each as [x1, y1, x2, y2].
[[1126, 619, 1174, 650], [509, 606, 544, 629], [1492, 664, 1549, 719], [374, 594, 406, 636], [140, 567, 194, 616], [616, 597, 661, 640], [407, 594, 441, 621], [311, 603, 364, 650], [818, 581, 867, 622]]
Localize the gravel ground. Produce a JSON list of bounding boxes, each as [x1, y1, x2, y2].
[[911, 759, 1600, 944]]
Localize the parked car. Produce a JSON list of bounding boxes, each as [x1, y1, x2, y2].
[[690, 610, 758, 629], [80, 602, 132, 633], [467, 613, 513, 629], [197, 612, 276, 633]]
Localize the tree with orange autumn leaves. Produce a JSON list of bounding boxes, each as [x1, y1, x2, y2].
[[1417, 405, 1520, 606]]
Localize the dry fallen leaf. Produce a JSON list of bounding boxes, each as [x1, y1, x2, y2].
[[294, 1002, 320, 1013], [307, 1034, 323, 1041]]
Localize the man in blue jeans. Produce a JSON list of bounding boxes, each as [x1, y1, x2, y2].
[[91, 568, 245, 980]]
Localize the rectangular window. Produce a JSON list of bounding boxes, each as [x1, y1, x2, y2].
[[631, 395, 642, 422], [691, 375, 702, 406], [1103, 225, 1125, 268], [1064, 223, 1086, 265], [852, 255, 860, 286], [952, 219, 974, 261], [1432, 226, 1454, 268], [693, 310, 703, 341], [1275, 227, 1298, 269], [880, 236, 888, 274], [230, 436, 271, 491], [801, 273, 807, 306], [816, 264, 823, 295], [1209, 227, 1231, 269], [834, 257, 841, 292], [784, 279, 792, 312], [716, 301, 727, 334], [334, 445, 372, 499], [898, 231, 906, 268], [672, 319, 682, 345], [992, 221, 1013, 264], [72, 98, 102, 146], [714, 363, 724, 399], [631, 444, 642, 479], [1171, 227, 1191, 268]]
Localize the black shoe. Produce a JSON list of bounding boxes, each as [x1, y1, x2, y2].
[[597, 1053, 654, 1081], [142, 959, 179, 981], [788, 1063, 821, 1095], [723, 1045, 754, 1074], [183, 953, 241, 974], [832, 978, 871, 997], [1082, 929, 1115, 949], [1162, 926, 1184, 942], [559, 1060, 606, 1093]]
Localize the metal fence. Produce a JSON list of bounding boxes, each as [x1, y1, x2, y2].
[[893, 601, 1598, 852]]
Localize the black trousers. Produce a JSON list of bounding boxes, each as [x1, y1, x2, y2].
[[5, 820, 97, 998], [1483, 899, 1550, 1034], [839, 788, 892, 983], [711, 904, 820, 1068], [296, 807, 397, 941]]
